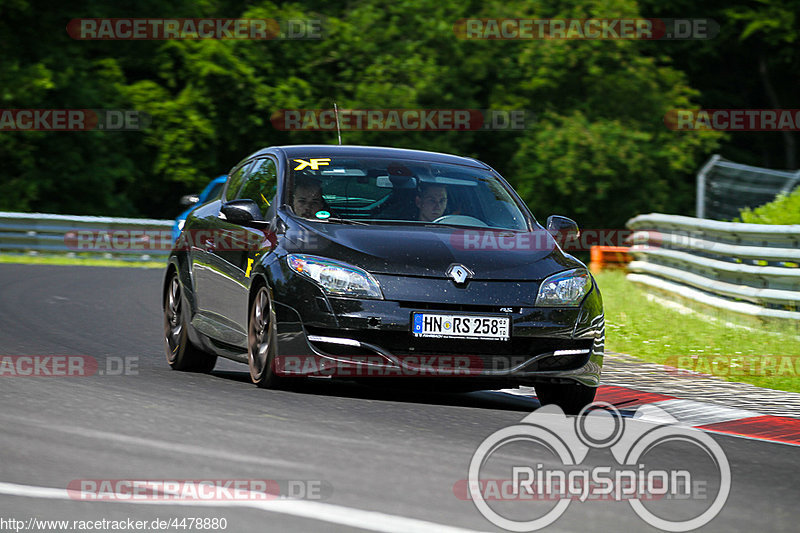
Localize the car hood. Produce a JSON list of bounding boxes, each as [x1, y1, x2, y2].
[[284, 221, 580, 280]]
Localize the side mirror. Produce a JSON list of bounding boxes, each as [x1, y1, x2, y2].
[[180, 194, 200, 207], [220, 200, 264, 225], [546, 215, 580, 238]]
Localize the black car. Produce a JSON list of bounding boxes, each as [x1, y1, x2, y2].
[[163, 145, 604, 413]]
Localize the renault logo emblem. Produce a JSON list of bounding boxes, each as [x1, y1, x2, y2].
[[447, 264, 473, 285]]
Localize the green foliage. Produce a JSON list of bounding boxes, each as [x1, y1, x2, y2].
[[1, 0, 765, 226], [737, 186, 800, 224], [639, 0, 800, 169]]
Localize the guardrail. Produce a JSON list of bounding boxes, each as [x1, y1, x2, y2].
[[0, 211, 173, 261], [626, 213, 800, 320]]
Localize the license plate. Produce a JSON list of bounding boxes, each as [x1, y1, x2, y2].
[[411, 313, 510, 340]]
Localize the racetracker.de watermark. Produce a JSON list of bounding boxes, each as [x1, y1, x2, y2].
[[464, 402, 730, 531], [272, 352, 601, 377], [67, 479, 332, 501], [64, 229, 278, 252], [664, 355, 800, 378], [450, 228, 716, 253], [270, 109, 533, 131], [67, 18, 324, 40], [665, 109, 800, 131], [71, 227, 727, 256], [0, 109, 150, 131], [454, 18, 719, 40], [450, 229, 637, 253], [0, 356, 137, 377], [274, 354, 488, 377]]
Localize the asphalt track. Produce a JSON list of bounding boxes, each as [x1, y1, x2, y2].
[[0, 264, 798, 532]]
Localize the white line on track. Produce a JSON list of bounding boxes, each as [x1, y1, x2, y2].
[[0, 481, 487, 533]]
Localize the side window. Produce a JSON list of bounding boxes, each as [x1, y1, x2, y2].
[[205, 181, 224, 202], [225, 161, 254, 201], [236, 158, 278, 217]]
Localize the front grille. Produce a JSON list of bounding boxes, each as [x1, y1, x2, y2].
[[397, 301, 502, 313]]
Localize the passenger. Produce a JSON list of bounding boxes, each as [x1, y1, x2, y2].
[[415, 183, 448, 222], [292, 177, 325, 218]]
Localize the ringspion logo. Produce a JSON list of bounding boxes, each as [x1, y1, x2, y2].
[[465, 403, 730, 531]]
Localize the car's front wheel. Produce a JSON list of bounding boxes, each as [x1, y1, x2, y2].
[[163, 272, 217, 373], [248, 286, 283, 388], [534, 382, 597, 415]]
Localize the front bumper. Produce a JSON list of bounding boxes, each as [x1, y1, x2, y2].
[[271, 279, 604, 387]]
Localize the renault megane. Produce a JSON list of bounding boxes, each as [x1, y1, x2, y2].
[[163, 145, 604, 413]]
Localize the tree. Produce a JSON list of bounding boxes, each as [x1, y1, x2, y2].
[[1, 0, 725, 228]]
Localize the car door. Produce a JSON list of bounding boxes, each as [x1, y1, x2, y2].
[[190, 159, 254, 344], [205, 157, 279, 339]]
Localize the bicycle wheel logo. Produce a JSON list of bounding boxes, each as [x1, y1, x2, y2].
[[467, 402, 730, 532]]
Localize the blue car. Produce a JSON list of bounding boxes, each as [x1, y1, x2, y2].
[[172, 175, 227, 242]]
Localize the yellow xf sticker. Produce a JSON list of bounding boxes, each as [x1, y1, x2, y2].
[[293, 158, 331, 171]]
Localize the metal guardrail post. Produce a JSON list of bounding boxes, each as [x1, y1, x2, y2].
[[696, 154, 721, 219], [779, 169, 800, 195]]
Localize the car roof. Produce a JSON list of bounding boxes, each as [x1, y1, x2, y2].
[[251, 145, 491, 169]]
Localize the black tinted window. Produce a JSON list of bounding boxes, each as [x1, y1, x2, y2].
[[225, 161, 254, 201], [236, 158, 278, 217]]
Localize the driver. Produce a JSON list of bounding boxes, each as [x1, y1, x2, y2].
[[415, 182, 448, 222], [292, 176, 326, 218]]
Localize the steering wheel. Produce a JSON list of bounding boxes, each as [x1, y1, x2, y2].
[[431, 214, 488, 227]]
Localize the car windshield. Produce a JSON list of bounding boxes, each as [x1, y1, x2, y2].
[[286, 157, 530, 230]]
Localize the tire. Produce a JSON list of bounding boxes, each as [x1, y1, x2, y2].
[[248, 285, 283, 388], [534, 382, 597, 415], [163, 272, 217, 373]]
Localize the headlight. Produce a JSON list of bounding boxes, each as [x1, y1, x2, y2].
[[287, 254, 383, 299], [536, 268, 592, 307], [177, 219, 185, 231]]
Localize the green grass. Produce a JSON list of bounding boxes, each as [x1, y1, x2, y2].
[[737, 185, 800, 224], [594, 270, 800, 393], [0, 254, 166, 269]]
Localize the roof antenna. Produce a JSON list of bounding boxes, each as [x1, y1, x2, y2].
[[334, 101, 342, 145]]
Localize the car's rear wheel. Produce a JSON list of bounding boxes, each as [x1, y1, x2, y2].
[[164, 272, 217, 372], [534, 382, 597, 415], [248, 286, 283, 388]]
